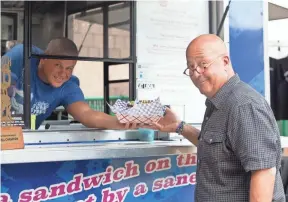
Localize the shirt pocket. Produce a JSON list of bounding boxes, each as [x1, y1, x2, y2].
[[200, 131, 227, 162]]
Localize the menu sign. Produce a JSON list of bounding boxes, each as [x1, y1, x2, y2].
[[136, 1, 209, 123]]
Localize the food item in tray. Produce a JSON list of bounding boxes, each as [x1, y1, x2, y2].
[[127, 101, 135, 108], [127, 100, 153, 108], [138, 100, 153, 104], [108, 97, 164, 124]]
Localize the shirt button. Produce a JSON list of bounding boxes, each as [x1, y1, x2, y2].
[[198, 159, 200, 164], [205, 117, 209, 121], [209, 139, 213, 143], [200, 138, 202, 141]]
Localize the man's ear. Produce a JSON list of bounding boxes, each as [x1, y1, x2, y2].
[[39, 58, 45, 66], [223, 55, 230, 67]]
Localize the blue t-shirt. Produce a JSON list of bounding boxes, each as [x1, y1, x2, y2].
[[3, 44, 85, 129]]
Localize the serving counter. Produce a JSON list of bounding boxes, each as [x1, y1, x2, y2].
[[1, 125, 288, 202], [1, 128, 197, 164], [0, 126, 198, 202]]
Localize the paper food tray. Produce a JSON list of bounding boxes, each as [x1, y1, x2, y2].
[[108, 97, 166, 124]]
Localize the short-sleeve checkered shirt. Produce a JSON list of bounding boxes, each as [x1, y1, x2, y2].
[[195, 74, 285, 202]]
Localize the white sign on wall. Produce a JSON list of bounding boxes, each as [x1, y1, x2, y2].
[[136, 0, 209, 123]]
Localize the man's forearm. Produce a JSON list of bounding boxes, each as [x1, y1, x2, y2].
[[80, 110, 122, 129], [182, 124, 200, 146], [250, 168, 276, 202]]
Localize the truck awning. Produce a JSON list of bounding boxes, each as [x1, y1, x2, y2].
[[269, 2, 288, 21]]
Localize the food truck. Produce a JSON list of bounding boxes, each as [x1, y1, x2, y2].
[[1, 1, 288, 201]]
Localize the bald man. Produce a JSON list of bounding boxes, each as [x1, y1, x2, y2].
[[2, 37, 130, 130], [150, 34, 285, 201]]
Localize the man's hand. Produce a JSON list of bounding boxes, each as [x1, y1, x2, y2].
[[145, 108, 181, 132], [144, 107, 200, 146], [67, 101, 140, 130], [124, 122, 141, 130]]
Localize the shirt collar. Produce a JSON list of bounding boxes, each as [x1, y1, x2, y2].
[[206, 74, 240, 109]]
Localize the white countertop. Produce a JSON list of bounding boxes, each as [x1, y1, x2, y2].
[[0, 140, 197, 164], [1, 128, 287, 164]]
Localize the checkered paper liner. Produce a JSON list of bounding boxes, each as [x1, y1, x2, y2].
[[108, 98, 166, 124]]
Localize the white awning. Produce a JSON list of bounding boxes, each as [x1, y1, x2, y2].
[[269, 1, 288, 21]]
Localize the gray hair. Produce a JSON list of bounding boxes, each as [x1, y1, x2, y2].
[[45, 37, 79, 57]]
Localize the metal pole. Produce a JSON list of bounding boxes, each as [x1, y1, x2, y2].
[[130, 1, 136, 61], [31, 54, 134, 63], [208, 1, 217, 34], [216, 1, 224, 39], [63, 0, 67, 37], [216, 0, 231, 36], [129, 1, 137, 100], [103, 63, 110, 114], [129, 63, 136, 100], [103, 5, 109, 58], [103, 5, 110, 114], [23, 1, 32, 129]]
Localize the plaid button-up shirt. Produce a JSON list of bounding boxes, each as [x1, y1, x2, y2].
[[195, 74, 285, 202]]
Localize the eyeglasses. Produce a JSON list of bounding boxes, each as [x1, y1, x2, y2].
[[183, 55, 223, 76]]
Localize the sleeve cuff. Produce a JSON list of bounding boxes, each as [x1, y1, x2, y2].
[[242, 155, 278, 172]]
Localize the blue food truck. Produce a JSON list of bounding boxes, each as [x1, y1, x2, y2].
[[1, 1, 288, 201]]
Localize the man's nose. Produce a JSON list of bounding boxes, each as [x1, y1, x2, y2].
[[58, 69, 67, 77], [191, 70, 201, 79]]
